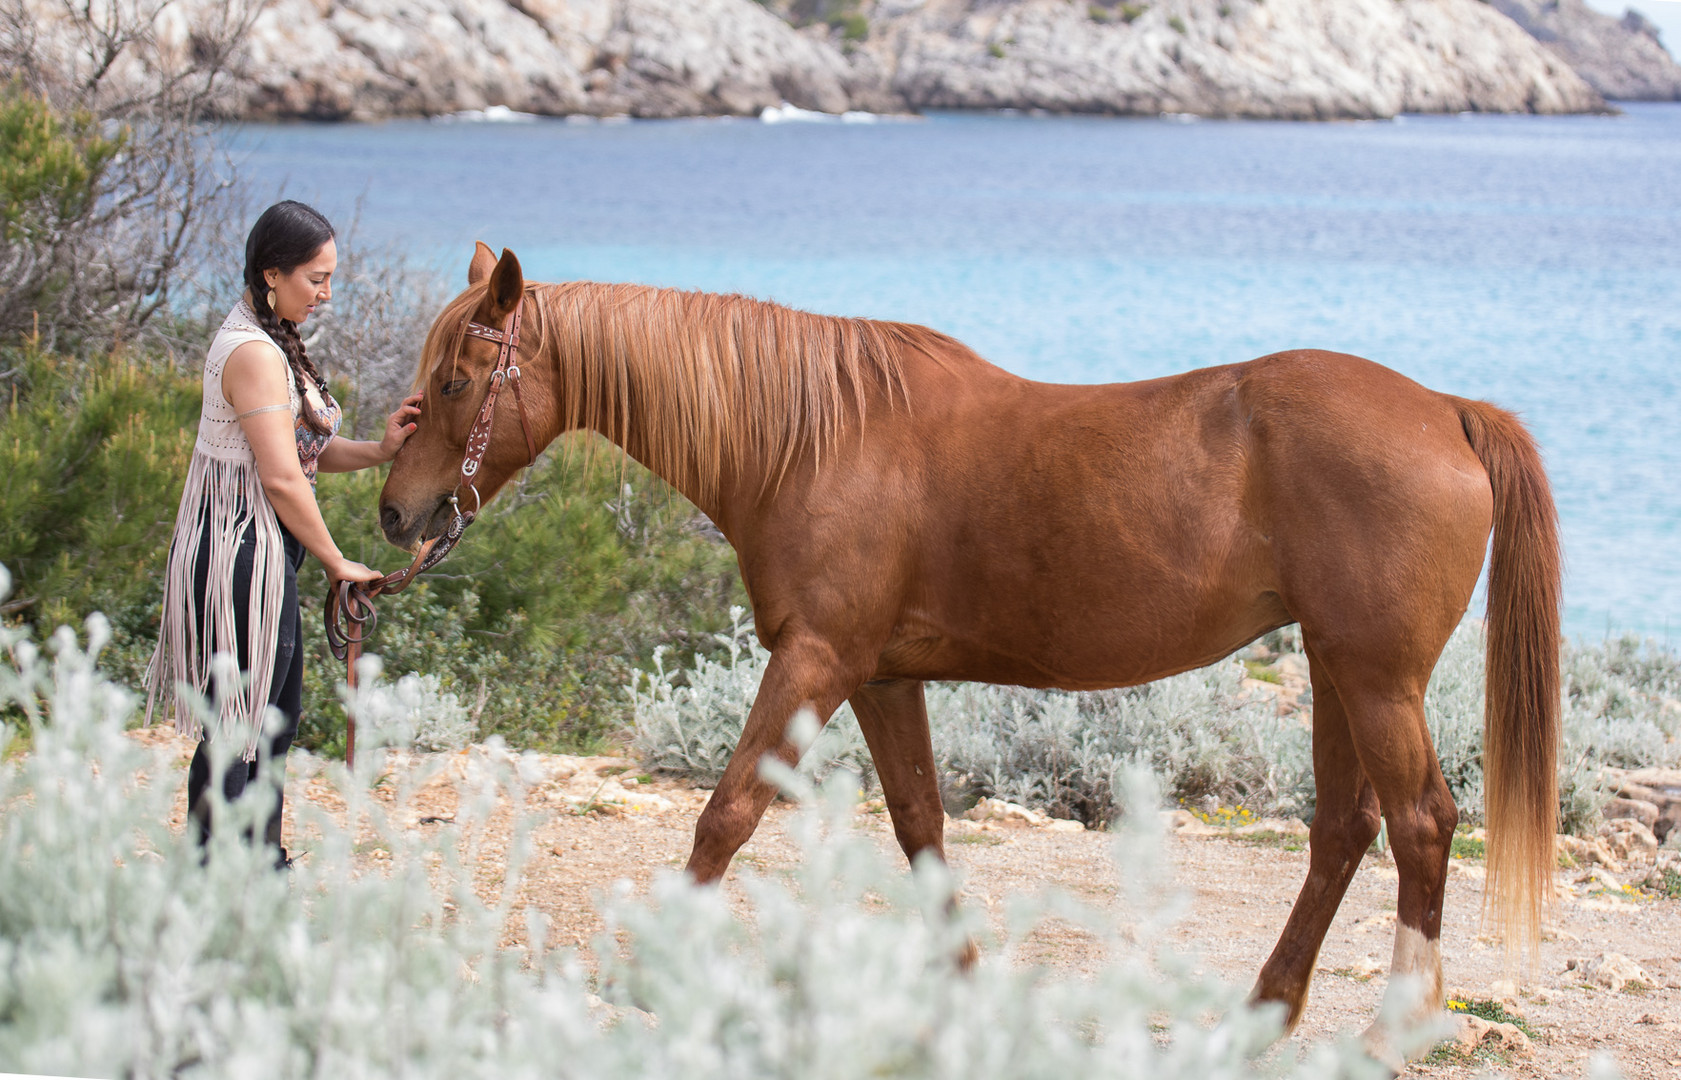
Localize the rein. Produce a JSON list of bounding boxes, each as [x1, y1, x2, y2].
[[324, 297, 537, 767]]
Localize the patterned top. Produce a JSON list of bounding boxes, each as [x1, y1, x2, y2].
[[295, 382, 342, 486]]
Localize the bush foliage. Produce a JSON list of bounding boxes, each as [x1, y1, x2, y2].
[[0, 600, 1441, 1079], [636, 616, 1681, 835], [0, 334, 745, 752]]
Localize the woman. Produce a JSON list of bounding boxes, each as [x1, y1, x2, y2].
[[146, 200, 422, 866]]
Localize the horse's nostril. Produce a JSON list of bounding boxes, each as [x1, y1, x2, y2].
[[380, 505, 402, 536]]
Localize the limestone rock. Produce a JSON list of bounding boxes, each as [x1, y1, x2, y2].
[[966, 796, 1047, 827], [1452, 1014, 1533, 1057], [965, 796, 1084, 830], [1598, 817, 1659, 864], [858, 0, 1603, 119], [1567, 952, 1651, 992], [1232, 817, 1310, 838], [1557, 833, 1623, 873], [1489, 0, 1681, 100], [1612, 768, 1681, 843], [1604, 796, 1661, 831], [21, 0, 1617, 120], [1162, 808, 1220, 836]]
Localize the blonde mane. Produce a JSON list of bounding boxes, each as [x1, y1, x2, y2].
[[415, 280, 945, 500]]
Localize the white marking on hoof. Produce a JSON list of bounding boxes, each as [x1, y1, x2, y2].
[[1359, 926, 1447, 1066]]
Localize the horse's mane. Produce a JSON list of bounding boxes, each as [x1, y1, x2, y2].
[[415, 280, 948, 500]]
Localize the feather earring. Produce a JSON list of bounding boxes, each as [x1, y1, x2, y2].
[[266, 287, 277, 310]]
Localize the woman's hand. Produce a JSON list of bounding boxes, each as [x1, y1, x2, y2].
[[325, 558, 383, 584], [379, 393, 425, 460]]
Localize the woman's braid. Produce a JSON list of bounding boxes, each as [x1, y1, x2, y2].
[[250, 284, 334, 436]]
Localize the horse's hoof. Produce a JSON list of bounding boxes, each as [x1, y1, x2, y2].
[[1358, 1025, 1406, 1078]]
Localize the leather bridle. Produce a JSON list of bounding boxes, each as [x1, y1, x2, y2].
[[325, 295, 539, 766]]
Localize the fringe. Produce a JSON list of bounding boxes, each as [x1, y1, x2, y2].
[[144, 449, 288, 762]]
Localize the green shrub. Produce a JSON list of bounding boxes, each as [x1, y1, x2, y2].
[[0, 335, 745, 753], [0, 339, 199, 689], [0, 84, 121, 245], [831, 11, 869, 40], [309, 441, 745, 754]]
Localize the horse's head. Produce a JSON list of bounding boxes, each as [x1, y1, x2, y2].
[[379, 242, 545, 551]]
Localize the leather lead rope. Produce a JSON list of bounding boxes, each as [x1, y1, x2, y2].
[[325, 296, 536, 768]]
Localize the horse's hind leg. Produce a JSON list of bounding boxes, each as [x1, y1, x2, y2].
[[1310, 641, 1459, 1065], [849, 679, 946, 868], [1252, 647, 1382, 1031]]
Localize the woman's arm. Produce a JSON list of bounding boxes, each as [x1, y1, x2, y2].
[[222, 341, 380, 583], [316, 392, 423, 473]]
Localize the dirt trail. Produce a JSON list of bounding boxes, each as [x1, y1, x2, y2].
[[138, 728, 1681, 1079]]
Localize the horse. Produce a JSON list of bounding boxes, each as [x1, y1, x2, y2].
[[378, 242, 1561, 1060]]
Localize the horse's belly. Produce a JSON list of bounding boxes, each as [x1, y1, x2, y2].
[[875, 587, 1288, 690]]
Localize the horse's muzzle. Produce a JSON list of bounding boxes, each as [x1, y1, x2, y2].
[[379, 495, 454, 551]]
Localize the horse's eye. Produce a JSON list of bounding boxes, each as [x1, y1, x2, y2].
[[440, 378, 471, 397]]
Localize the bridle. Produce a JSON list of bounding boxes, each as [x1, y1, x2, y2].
[[324, 294, 539, 766]]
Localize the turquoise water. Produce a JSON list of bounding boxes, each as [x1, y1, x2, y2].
[[233, 106, 1681, 640]]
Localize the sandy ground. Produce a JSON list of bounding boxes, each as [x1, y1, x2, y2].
[[136, 727, 1681, 1079]]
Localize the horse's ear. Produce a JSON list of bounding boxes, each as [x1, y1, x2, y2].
[[468, 241, 496, 285], [485, 248, 524, 317]]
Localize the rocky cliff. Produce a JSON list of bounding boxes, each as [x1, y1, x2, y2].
[[26, 0, 1677, 120], [866, 0, 1600, 119], [1490, 0, 1681, 100]]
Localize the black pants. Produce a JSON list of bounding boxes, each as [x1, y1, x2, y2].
[[186, 517, 305, 865]]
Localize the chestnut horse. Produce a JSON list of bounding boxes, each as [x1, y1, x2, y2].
[[379, 244, 1560, 1056]]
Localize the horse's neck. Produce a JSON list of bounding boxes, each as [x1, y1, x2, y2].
[[559, 339, 754, 529]]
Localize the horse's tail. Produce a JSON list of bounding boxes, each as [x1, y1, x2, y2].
[[1455, 398, 1561, 955]]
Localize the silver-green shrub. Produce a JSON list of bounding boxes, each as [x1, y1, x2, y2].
[[927, 666, 1314, 825], [633, 613, 1678, 834], [341, 654, 477, 752], [631, 607, 873, 787], [1424, 622, 1680, 833], [4, 570, 1450, 1080]]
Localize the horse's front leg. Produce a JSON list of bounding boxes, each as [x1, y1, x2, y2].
[[685, 637, 863, 883]]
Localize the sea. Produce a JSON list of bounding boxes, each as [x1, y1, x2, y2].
[[227, 103, 1681, 642]]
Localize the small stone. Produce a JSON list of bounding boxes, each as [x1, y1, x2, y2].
[[1573, 952, 1650, 992], [1452, 1014, 1492, 1051], [1488, 978, 1519, 1002], [1161, 809, 1219, 835], [1045, 817, 1086, 833], [964, 797, 1045, 828], [1599, 818, 1659, 863], [1575, 866, 1623, 891], [1232, 817, 1310, 838], [1603, 797, 1660, 830], [1449, 1012, 1531, 1056], [1557, 834, 1624, 873]]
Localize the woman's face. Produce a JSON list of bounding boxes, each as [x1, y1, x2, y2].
[[264, 237, 337, 324]]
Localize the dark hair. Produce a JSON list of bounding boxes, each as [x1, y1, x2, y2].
[[244, 200, 335, 435]]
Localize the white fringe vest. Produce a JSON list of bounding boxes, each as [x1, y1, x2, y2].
[[146, 301, 305, 760]]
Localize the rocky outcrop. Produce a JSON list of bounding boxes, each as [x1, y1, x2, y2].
[[1489, 0, 1681, 100], [23, 0, 1651, 120], [864, 0, 1602, 118], [233, 0, 893, 120]]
